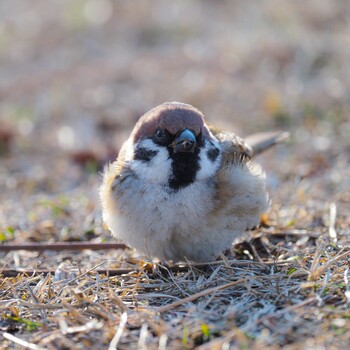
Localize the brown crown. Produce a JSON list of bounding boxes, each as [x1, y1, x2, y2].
[[132, 102, 207, 142]]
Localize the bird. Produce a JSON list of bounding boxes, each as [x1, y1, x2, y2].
[[100, 102, 288, 263]]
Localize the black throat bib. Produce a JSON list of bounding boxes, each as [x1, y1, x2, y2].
[[168, 140, 203, 190]]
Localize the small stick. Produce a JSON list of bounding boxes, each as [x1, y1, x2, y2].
[[109, 289, 130, 313], [344, 268, 350, 303], [0, 268, 134, 278], [0, 242, 127, 252], [191, 259, 291, 267], [329, 202, 337, 243], [312, 249, 350, 280], [156, 278, 246, 313], [2, 332, 43, 350], [0, 264, 191, 278], [109, 312, 128, 350], [26, 282, 48, 325]]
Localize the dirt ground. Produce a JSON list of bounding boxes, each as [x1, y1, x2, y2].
[[1, 1, 350, 349]]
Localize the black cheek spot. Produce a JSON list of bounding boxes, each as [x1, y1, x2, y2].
[[207, 147, 220, 162], [134, 147, 158, 162]]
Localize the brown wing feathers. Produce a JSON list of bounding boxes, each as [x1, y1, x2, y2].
[[209, 124, 288, 165]]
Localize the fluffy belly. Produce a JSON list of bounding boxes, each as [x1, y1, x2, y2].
[[101, 160, 268, 262], [108, 177, 217, 260]]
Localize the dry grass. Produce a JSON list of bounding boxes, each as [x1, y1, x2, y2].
[[1, 225, 350, 349], [1, 1, 350, 349]]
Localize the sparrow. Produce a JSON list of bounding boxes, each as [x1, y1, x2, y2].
[[100, 102, 287, 262]]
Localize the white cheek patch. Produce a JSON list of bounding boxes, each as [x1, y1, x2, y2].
[[196, 137, 222, 180], [129, 139, 172, 184]]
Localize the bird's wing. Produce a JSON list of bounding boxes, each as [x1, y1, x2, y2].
[[208, 126, 270, 241], [209, 126, 254, 165], [209, 124, 289, 164], [206, 126, 273, 238]]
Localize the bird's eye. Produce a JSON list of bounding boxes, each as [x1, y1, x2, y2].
[[154, 128, 171, 146], [155, 129, 164, 139]]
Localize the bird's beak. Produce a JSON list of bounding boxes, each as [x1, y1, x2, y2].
[[172, 129, 196, 153]]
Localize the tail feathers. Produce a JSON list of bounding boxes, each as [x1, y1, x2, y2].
[[245, 131, 289, 156]]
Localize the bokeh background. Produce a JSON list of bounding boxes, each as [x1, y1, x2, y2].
[[0, 0, 349, 244]]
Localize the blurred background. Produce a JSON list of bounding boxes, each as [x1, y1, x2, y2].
[[0, 0, 349, 244]]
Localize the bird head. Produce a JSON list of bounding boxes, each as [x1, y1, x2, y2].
[[123, 102, 222, 190]]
